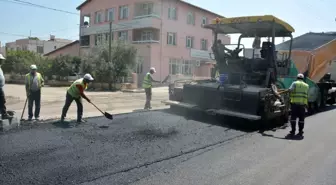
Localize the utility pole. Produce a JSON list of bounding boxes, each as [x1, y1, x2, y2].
[[109, 21, 112, 62]]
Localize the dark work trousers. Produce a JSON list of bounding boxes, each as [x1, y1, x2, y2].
[[290, 103, 306, 133], [61, 92, 83, 121], [0, 87, 7, 118], [144, 88, 152, 109], [28, 89, 41, 119]]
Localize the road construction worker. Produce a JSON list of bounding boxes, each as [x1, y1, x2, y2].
[[25, 64, 44, 121], [142, 67, 161, 110], [288, 73, 309, 137], [0, 54, 10, 119], [61, 74, 94, 123]]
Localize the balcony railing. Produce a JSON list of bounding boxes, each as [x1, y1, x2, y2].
[[132, 40, 159, 44], [133, 2, 161, 19]]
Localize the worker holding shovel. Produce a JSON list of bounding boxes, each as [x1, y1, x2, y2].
[[142, 67, 161, 110], [25, 64, 44, 121], [60, 74, 94, 124]]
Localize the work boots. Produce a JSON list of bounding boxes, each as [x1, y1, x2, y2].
[[77, 119, 86, 124]]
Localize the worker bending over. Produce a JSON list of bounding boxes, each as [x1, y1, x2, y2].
[[61, 74, 94, 123], [288, 73, 309, 137], [142, 67, 161, 110], [25, 64, 44, 121]]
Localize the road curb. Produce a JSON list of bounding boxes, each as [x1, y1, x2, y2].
[[121, 89, 145, 93]]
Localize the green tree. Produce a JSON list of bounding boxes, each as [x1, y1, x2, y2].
[[2, 50, 40, 75], [51, 55, 73, 78], [83, 40, 137, 89]]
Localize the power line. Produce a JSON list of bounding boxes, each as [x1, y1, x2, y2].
[[0, 0, 79, 15], [0, 31, 78, 43]]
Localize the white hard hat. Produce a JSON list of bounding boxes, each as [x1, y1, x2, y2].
[[30, 64, 37, 70], [150, 67, 156, 73], [83, 73, 94, 81], [297, 73, 304, 79], [0, 54, 5, 60]]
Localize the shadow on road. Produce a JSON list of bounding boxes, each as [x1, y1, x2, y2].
[[51, 120, 77, 129], [260, 132, 304, 140], [161, 107, 267, 133]]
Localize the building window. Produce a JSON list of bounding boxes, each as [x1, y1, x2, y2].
[[118, 31, 128, 40], [106, 8, 115, 22], [22, 45, 28, 51], [186, 36, 193, 48], [202, 17, 208, 25], [201, 39, 208, 50], [134, 56, 144, 74], [182, 60, 193, 75], [141, 3, 153, 15], [141, 31, 153, 41], [187, 12, 195, 25], [169, 58, 180, 75], [95, 34, 103, 45], [168, 7, 177, 20], [119, 5, 129, 19], [105, 33, 114, 41], [167, 32, 176, 45], [169, 58, 193, 75], [54, 46, 57, 49], [95, 11, 103, 23], [80, 35, 90, 46], [36, 46, 44, 54], [16, 47, 21, 51]]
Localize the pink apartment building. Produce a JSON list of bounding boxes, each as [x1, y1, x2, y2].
[[77, 0, 230, 85]]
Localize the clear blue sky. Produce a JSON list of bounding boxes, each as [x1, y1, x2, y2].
[[0, 0, 334, 46]]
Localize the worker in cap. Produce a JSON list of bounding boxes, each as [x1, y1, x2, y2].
[[287, 73, 309, 137], [25, 64, 44, 121], [142, 67, 161, 110], [0, 54, 11, 119], [61, 73, 94, 123]]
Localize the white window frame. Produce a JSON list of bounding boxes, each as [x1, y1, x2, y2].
[[95, 34, 103, 45], [141, 3, 153, 15], [202, 16, 208, 25], [182, 59, 193, 75], [168, 7, 177, 20], [106, 8, 115, 22], [167, 32, 176, 45], [201, 39, 207, 50], [135, 56, 144, 74], [187, 12, 195, 25], [95, 11, 103, 23], [119, 5, 129, 19], [169, 58, 181, 75], [186, 36, 193, 48], [141, 31, 153, 41], [169, 58, 193, 75], [118, 31, 128, 40], [105, 33, 113, 42]]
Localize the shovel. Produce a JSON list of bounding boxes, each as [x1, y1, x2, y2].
[[161, 75, 170, 84], [90, 102, 113, 120], [20, 98, 28, 121]]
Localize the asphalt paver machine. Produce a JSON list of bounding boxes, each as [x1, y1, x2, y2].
[[162, 15, 300, 124]]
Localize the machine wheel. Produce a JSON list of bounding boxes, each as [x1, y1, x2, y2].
[[327, 92, 336, 105], [308, 91, 321, 115], [314, 92, 322, 112], [320, 89, 328, 108]]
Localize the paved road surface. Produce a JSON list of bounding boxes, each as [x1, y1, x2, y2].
[[1, 107, 336, 185]]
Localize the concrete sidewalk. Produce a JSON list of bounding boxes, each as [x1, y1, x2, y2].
[[5, 85, 169, 121]]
